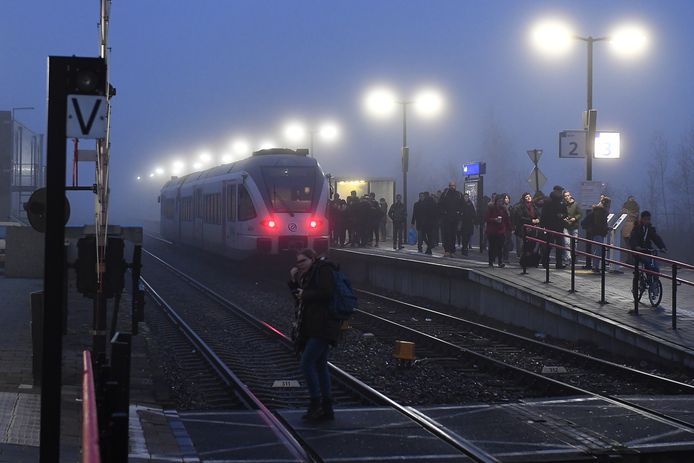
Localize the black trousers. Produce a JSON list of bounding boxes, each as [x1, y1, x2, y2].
[[488, 234, 505, 264], [392, 221, 405, 248], [442, 220, 457, 253]]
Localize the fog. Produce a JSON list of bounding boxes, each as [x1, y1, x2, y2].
[[2, 0, 694, 257]]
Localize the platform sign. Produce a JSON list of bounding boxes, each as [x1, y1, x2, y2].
[[559, 130, 586, 158], [66, 94, 107, 139], [594, 132, 620, 158]]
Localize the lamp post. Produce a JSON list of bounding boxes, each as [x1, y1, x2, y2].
[[531, 19, 648, 181], [364, 86, 444, 220], [578, 35, 607, 181]]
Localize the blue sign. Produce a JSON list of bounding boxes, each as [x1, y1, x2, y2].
[[463, 162, 485, 176]]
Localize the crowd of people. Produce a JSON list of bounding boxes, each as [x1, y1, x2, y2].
[[327, 183, 662, 271]]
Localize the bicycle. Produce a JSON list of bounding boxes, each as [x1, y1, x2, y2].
[[632, 249, 663, 307]]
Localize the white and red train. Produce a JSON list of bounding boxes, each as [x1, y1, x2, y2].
[[159, 148, 330, 256]]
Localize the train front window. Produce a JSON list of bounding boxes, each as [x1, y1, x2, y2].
[[262, 167, 316, 213]]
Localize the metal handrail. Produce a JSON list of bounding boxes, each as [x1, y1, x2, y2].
[[81, 351, 101, 463], [521, 224, 692, 329]]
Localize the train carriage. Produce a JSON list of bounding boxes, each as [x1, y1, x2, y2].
[[160, 148, 330, 256]]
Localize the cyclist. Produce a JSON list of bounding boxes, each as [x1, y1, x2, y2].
[[628, 211, 667, 273]]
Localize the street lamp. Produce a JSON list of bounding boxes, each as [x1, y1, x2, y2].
[[363, 86, 445, 219], [282, 120, 341, 157], [531, 19, 648, 181]]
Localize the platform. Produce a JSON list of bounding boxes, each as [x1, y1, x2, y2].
[[331, 244, 694, 369]]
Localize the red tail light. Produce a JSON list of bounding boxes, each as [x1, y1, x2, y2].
[[261, 217, 277, 229], [309, 219, 318, 229]]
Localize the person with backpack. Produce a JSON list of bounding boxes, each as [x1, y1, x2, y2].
[[288, 249, 341, 422]]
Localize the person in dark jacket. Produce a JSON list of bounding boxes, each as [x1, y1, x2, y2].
[[588, 194, 611, 272], [288, 249, 341, 421], [516, 192, 541, 267], [628, 210, 667, 271], [419, 192, 437, 254], [411, 192, 426, 252], [485, 195, 511, 267], [378, 198, 388, 240], [540, 189, 568, 268], [388, 194, 406, 249], [438, 181, 464, 257], [460, 193, 476, 256]]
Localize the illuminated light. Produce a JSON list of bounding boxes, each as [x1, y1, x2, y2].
[[337, 179, 367, 186], [220, 152, 233, 163], [149, 173, 155, 178], [309, 219, 318, 229], [261, 217, 277, 229], [531, 18, 574, 56], [171, 160, 185, 175], [136, 176, 141, 181], [284, 122, 307, 143], [594, 132, 621, 159], [319, 122, 340, 141], [610, 24, 648, 57], [199, 151, 212, 163], [258, 139, 276, 150], [155, 167, 164, 175], [192, 162, 203, 170], [231, 139, 250, 156], [364, 86, 398, 117], [413, 88, 444, 118]]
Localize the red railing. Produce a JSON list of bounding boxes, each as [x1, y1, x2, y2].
[[522, 224, 694, 329], [82, 350, 101, 463]]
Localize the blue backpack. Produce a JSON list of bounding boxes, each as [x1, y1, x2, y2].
[[329, 269, 358, 320]]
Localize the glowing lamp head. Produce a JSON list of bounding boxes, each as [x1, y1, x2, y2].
[[531, 19, 574, 56], [268, 219, 277, 228], [309, 219, 318, 229], [364, 86, 398, 118], [610, 24, 648, 57], [413, 88, 444, 118]]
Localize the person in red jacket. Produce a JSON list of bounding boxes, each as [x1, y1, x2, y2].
[[485, 195, 511, 268]]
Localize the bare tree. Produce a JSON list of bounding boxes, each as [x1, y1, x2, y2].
[[649, 132, 671, 229], [672, 128, 694, 231], [481, 112, 525, 198]]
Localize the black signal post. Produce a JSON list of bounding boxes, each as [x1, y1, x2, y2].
[[41, 56, 106, 462]]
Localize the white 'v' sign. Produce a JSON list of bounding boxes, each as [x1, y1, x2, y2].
[[66, 94, 107, 139]]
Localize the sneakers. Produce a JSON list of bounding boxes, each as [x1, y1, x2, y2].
[[498, 263, 506, 268]]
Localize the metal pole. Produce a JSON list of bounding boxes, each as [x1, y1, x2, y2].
[[633, 264, 640, 315], [570, 236, 576, 292], [672, 264, 678, 330], [599, 245, 607, 304], [310, 130, 315, 158], [544, 232, 550, 283], [586, 38, 594, 182], [40, 56, 69, 463], [402, 102, 409, 223]]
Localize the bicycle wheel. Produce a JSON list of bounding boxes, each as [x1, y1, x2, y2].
[[648, 278, 663, 307], [632, 275, 646, 302]]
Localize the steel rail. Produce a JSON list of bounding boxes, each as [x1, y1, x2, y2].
[[357, 289, 694, 393], [141, 276, 313, 463], [354, 289, 694, 433], [142, 248, 499, 463]]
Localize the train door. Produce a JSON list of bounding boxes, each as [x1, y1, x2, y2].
[[224, 182, 237, 252], [194, 188, 203, 245]]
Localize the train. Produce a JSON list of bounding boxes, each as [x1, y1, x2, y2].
[[159, 148, 330, 256]]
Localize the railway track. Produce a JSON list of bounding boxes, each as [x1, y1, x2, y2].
[[353, 289, 694, 429], [142, 248, 501, 462]]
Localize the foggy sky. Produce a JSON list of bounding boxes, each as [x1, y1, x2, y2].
[[2, 0, 694, 224]]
